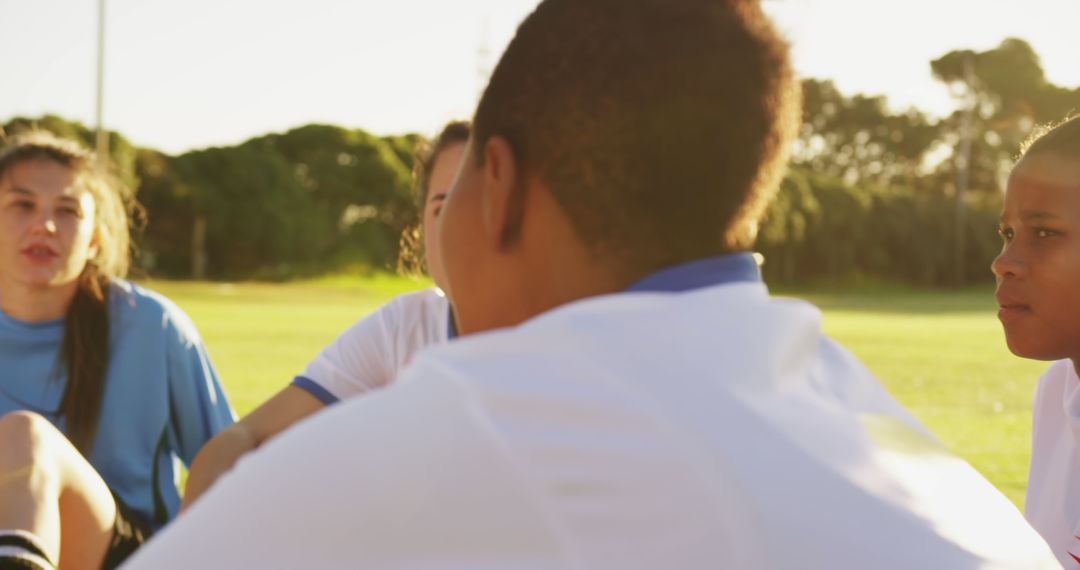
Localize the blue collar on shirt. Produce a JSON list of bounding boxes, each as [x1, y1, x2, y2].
[[445, 253, 760, 339], [625, 253, 761, 293]]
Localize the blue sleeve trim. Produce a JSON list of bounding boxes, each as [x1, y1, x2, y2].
[[447, 304, 458, 340], [291, 376, 340, 406], [195, 371, 213, 441]]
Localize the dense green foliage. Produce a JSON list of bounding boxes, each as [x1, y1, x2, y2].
[[4, 39, 1077, 284], [757, 168, 1004, 286], [4, 117, 420, 280], [760, 38, 1080, 286]]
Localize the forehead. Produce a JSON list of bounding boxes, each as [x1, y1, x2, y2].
[[0, 158, 86, 199], [1011, 153, 1080, 187], [430, 142, 467, 176], [426, 142, 469, 199], [1009, 153, 1080, 198]]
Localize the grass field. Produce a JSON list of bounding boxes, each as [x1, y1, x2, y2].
[[143, 276, 1046, 508]]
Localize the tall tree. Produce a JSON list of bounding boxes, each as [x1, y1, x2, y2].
[[795, 79, 940, 188]]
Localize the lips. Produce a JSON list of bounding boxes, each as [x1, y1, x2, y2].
[[20, 243, 59, 262], [995, 292, 1032, 322]]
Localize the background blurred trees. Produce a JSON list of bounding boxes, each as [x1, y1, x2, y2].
[[3, 38, 1077, 285], [758, 37, 1079, 286], [3, 117, 419, 280]]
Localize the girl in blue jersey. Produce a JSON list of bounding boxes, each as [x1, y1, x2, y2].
[[0, 131, 235, 570]]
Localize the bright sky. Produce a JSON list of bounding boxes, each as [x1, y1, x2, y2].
[[2, 0, 1078, 155]]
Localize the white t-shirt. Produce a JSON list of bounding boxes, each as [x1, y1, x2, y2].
[[291, 288, 450, 403], [127, 282, 1057, 569], [1026, 359, 1080, 567]]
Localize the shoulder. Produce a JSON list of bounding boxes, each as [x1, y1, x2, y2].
[[361, 287, 448, 341], [316, 287, 448, 372], [412, 282, 811, 385], [1033, 359, 1075, 407], [1039, 359, 1073, 383], [383, 287, 448, 320], [1036, 359, 1074, 393], [108, 280, 204, 347]]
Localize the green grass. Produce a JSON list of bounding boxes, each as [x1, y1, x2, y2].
[[779, 285, 1046, 508], [144, 277, 1044, 508], [142, 275, 431, 414]]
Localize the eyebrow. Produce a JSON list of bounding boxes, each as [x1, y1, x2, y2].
[[4, 186, 81, 205], [1010, 176, 1080, 194], [1000, 210, 1064, 223], [429, 193, 448, 203]]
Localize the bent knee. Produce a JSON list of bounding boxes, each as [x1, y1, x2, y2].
[[0, 411, 64, 472]]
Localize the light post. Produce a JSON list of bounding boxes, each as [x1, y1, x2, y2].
[[954, 53, 976, 285], [95, 0, 108, 164]]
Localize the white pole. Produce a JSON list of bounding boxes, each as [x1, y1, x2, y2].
[[95, 0, 108, 164], [954, 53, 975, 285]]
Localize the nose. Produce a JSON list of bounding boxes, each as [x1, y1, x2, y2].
[[30, 210, 58, 236], [991, 245, 1022, 280]]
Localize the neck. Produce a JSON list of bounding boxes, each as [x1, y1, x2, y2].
[[0, 279, 79, 323], [528, 254, 625, 316]]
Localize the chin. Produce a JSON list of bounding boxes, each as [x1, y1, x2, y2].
[[1005, 335, 1068, 362], [18, 271, 78, 290]]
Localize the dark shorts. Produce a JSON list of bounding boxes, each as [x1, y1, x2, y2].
[[101, 492, 154, 570]]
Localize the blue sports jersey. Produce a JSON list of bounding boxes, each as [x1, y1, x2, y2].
[[0, 279, 235, 528]]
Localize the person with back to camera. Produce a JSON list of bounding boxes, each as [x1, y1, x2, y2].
[[0, 131, 234, 570], [993, 114, 1080, 568], [124, 1, 1059, 568], [181, 121, 471, 509]]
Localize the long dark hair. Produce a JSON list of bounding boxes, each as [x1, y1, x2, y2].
[[0, 131, 133, 456], [397, 120, 471, 276]]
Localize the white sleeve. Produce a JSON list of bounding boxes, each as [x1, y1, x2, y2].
[[811, 337, 932, 436], [124, 359, 570, 570], [290, 297, 406, 404]]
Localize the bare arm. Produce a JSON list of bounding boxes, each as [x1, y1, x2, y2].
[[181, 385, 325, 511]]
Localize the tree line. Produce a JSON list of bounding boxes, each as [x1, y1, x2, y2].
[[4, 38, 1077, 285], [760, 38, 1080, 286], [3, 116, 421, 280]]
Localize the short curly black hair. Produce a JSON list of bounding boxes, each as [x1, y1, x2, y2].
[[472, 0, 800, 276], [1021, 113, 1080, 160]]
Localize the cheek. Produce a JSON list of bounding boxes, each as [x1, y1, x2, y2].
[[1006, 286, 1080, 359], [438, 201, 465, 276], [423, 221, 441, 266], [64, 218, 97, 259], [438, 192, 482, 285], [422, 207, 439, 245]]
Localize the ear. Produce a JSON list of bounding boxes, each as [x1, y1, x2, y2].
[[88, 229, 101, 261], [478, 136, 527, 250]]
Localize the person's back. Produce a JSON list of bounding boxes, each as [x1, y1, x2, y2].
[[123, 0, 1059, 567], [126, 263, 1058, 568], [386, 269, 1053, 568]]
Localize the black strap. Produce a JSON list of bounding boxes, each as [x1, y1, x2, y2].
[[0, 531, 56, 570], [0, 557, 54, 570], [151, 425, 170, 527]]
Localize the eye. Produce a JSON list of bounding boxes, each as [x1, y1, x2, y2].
[[997, 226, 1013, 242], [58, 206, 82, 217], [1035, 228, 1058, 238]]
